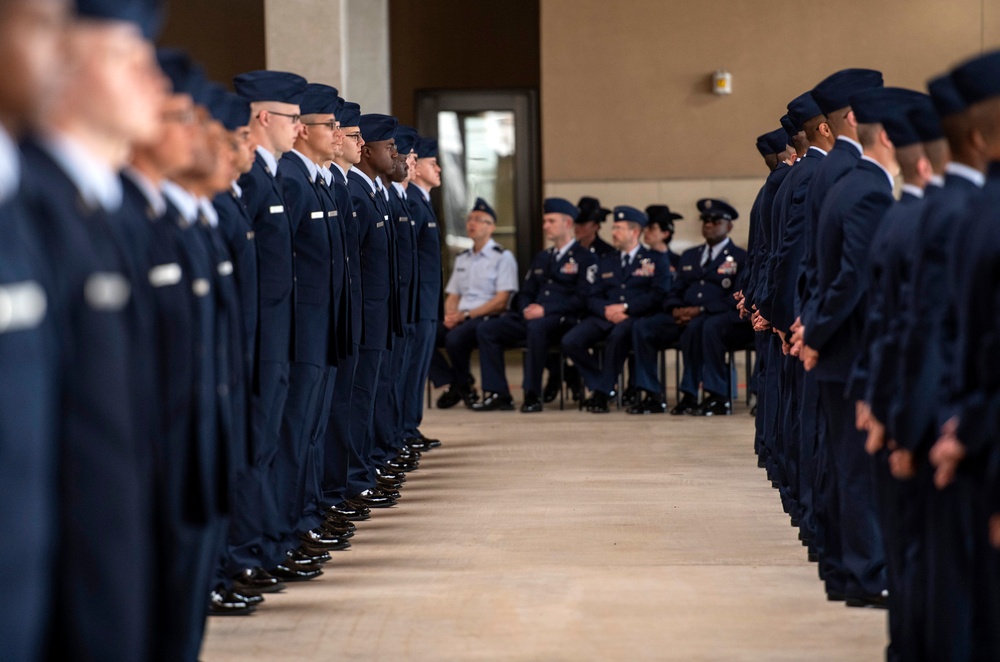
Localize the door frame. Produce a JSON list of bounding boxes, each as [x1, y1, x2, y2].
[[415, 88, 541, 277]]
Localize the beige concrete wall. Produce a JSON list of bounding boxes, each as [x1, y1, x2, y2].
[[264, 0, 390, 112], [541, 0, 1000, 183]]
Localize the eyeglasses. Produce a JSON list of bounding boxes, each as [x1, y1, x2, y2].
[[343, 132, 362, 143], [303, 120, 340, 131], [262, 110, 300, 124]]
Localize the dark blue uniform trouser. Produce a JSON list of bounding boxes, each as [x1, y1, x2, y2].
[[429, 317, 486, 388], [298, 366, 336, 534], [348, 348, 384, 497], [372, 327, 410, 466], [699, 312, 754, 399], [781, 355, 802, 519], [228, 359, 289, 570], [798, 367, 820, 546], [631, 313, 681, 394], [323, 348, 358, 505], [402, 318, 435, 438], [275, 362, 328, 546], [477, 313, 573, 396], [818, 379, 885, 598], [561, 316, 634, 394], [156, 515, 225, 662]]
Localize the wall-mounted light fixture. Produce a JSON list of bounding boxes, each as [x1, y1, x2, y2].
[[713, 69, 732, 95]]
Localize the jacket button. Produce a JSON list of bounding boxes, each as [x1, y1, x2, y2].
[[544, 291, 550, 296], [700, 280, 704, 285], [697, 292, 703, 298], [620, 296, 625, 301]]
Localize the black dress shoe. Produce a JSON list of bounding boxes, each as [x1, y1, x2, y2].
[[385, 458, 418, 472], [209, 589, 255, 616], [542, 380, 559, 403], [233, 567, 286, 594], [627, 392, 666, 415], [587, 391, 610, 414], [520, 391, 543, 413], [845, 593, 888, 609], [323, 518, 356, 536], [621, 387, 640, 409], [693, 392, 731, 416], [328, 503, 371, 521], [288, 547, 331, 565], [472, 391, 515, 411], [269, 563, 323, 582], [230, 587, 264, 607], [669, 393, 698, 415], [394, 450, 421, 464], [300, 528, 351, 550], [414, 430, 442, 449], [436, 384, 466, 409], [376, 467, 407, 483], [376, 476, 403, 491], [354, 488, 397, 508], [320, 521, 355, 539], [749, 404, 757, 416]]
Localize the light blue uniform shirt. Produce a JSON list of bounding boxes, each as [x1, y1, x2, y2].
[[445, 238, 518, 310]]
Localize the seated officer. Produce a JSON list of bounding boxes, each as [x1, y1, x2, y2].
[[561, 206, 671, 413], [644, 204, 683, 271], [575, 195, 615, 257], [430, 198, 518, 408], [661, 199, 750, 416], [472, 198, 596, 412]]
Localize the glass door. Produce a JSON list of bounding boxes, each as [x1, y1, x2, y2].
[[415, 90, 540, 280]]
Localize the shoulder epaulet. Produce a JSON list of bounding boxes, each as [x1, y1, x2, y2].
[[493, 245, 503, 253], [458, 249, 471, 256]]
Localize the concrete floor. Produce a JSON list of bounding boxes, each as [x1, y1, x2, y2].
[[201, 376, 887, 661]]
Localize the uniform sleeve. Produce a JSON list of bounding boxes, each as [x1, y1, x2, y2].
[[496, 251, 519, 293], [444, 256, 460, 295]]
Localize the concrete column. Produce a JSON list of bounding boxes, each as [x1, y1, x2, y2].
[[263, 0, 390, 113]]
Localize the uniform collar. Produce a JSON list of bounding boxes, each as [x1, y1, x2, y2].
[[256, 145, 279, 177], [391, 181, 407, 198], [331, 162, 348, 183], [945, 161, 986, 188], [705, 237, 731, 261], [41, 130, 123, 212], [808, 145, 828, 157], [319, 166, 333, 186], [554, 238, 576, 262], [928, 174, 945, 189], [473, 238, 499, 256], [860, 155, 895, 191], [836, 135, 863, 155], [900, 183, 924, 199], [199, 197, 219, 227], [231, 180, 243, 198], [0, 124, 20, 204], [289, 148, 319, 182], [413, 182, 431, 202], [620, 243, 641, 262], [122, 167, 167, 217], [352, 166, 377, 194], [375, 176, 389, 200], [161, 180, 200, 225]]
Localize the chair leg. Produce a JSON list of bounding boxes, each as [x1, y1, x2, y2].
[[658, 349, 667, 402], [558, 349, 565, 411], [674, 348, 681, 404], [726, 350, 735, 415]]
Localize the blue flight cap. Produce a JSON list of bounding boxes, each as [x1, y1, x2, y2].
[[415, 137, 438, 159], [333, 96, 345, 120], [950, 49, 1000, 106], [927, 74, 967, 119], [765, 127, 790, 154], [812, 68, 884, 114], [75, 0, 164, 39], [338, 101, 361, 127], [358, 114, 398, 142], [300, 83, 340, 115], [880, 106, 922, 148], [780, 114, 797, 140], [613, 205, 648, 228], [199, 82, 228, 115], [471, 197, 497, 222], [645, 204, 683, 233], [157, 48, 208, 100], [755, 136, 770, 157], [577, 196, 611, 224], [212, 92, 252, 132], [233, 70, 308, 105], [909, 96, 944, 142], [395, 126, 418, 155], [787, 92, 824, 131], [544, 197, 580, 221], [697, 198, 739, 222], [850, 87, 925, 125]]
